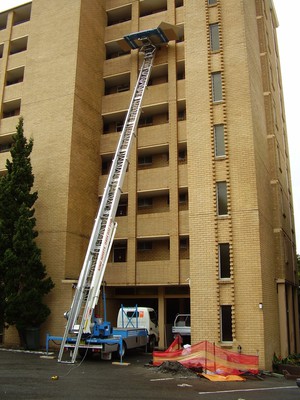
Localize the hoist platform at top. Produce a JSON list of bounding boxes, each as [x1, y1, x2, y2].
[[117, 22, 179, 51]]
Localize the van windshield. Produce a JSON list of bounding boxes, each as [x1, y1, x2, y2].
[[126, 311, 139, 318], [149, 310, 158, 325]]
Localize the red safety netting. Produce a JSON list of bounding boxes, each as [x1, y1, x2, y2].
[[153, 336, 259, 376]]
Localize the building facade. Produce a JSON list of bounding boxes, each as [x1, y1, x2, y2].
[[0, 0, 298, 370]]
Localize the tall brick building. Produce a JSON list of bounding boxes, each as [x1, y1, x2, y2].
[[0, 0, 298, 369]]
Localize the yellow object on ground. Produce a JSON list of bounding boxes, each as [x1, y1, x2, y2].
[[202, 373, 246, 382]]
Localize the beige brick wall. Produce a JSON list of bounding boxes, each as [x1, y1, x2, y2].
[[1, 0, 298, 370]]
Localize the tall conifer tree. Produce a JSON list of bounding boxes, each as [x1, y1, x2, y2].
[[0, 118, 54, 346]]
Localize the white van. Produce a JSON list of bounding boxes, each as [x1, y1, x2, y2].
[[117, 307, 159, 352]]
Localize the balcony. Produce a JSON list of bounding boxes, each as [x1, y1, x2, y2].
[[143, 82, 168, 106], [137, 123, 168, 148], [178, 162, 188, 186], [3, 81, 23, 102], [99, 172, 128, 195], [176, 41, 185, 61], [12, 3, 31, 26], [107, 4, 131, 26], [2, 99, 21, 119], [105, 20, 131, 43], [177, 79, 185, 101], [103, 54, 131, 77], [9, 36, 27, 55], [178, 120, 187, 142], [104, 263, 127, 285], [179, 259, 190, 283], [176, 4, 184, 24], [100, 131, 119, 153], [11, 20, 30, 40], [0, 115, 19, 134], [102, 90, 131, 115], [139, 13, 168, 32], [114, 215, 129, 238], [179, 209, 189, 234], [137, 166, 169, 191], [105, 40, 130, 60], [7, 50, 27, 70], [104, 72, 130, 95], [137, 211, 169, 237], [136, 260, 179, 285]]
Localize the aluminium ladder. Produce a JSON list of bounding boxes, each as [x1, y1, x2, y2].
[[58, 39, 157, 363]]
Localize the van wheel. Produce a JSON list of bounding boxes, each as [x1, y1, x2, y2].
[[118, 341, 126, 358], [147, 335, 156, 353]]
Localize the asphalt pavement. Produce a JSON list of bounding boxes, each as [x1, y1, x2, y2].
[[0, 347, 299, 400]]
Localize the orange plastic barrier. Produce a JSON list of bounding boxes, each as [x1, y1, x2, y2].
[[153, 337, 259, 376]]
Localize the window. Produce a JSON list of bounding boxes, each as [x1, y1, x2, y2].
[[209, 23, 220, 51], [6, 66, 25, 86], [137, 241, 152, 251], [276, 143, 282, 173], [105, 42, 130, 60], [179, 237, 189, 249], [178, 150, 187, 163], [221, 305, 233, 342], [138, 116, 153, 127], [139, 0, 167, 17], [116, 203, 127, 216], [179, 192, 188, 204], [280, 188, 286, 219], [138, 197, 153, 208], [179, 237, 190, 259], [176, 25, 185, 43], [177, 110, 186, 121], [113, 242, 127, 262], [12, 4, 31, 25], [9, 36, 28, 55], [107, 5, 131, 26], [217, 181, 228, 215], [101, 159, 111, 175], [0, 142, 12, 153], [0, 43, 4, 58], [219, 243, 230, 279], [138, 155, 152, 166], [116, 121, 123, 132], [212, 72, 222, 102], [2, 99, 21, 119], [214, 124, 225, 157], [208, 0, 217, 5], [177, 61, 185, 80], [0, 15, 7, 30], [104, 73, 130, 95]]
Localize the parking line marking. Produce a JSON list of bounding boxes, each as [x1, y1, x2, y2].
[[198, 386, 297, 395], [150, 378, 174, 381]]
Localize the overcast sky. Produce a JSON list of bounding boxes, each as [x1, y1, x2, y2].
[[1, 0, 299, 250]]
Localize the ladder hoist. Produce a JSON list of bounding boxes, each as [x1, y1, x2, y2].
[[58, 23, 178, 363]]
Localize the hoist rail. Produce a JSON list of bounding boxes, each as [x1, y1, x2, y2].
[[58, 39, 157, 364]]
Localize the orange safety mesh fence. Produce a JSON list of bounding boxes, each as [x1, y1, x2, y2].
[[153, 336, 259, 376]]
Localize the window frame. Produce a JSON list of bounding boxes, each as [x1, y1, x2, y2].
[[219, 243, 231, 279], [113, 243, 127, 263], [212, 72, 223, 102], [220, 305, 233, 342], [214, 124, 225, 158], [209, 23, 220, 52], [217, 181, 228, 216]]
